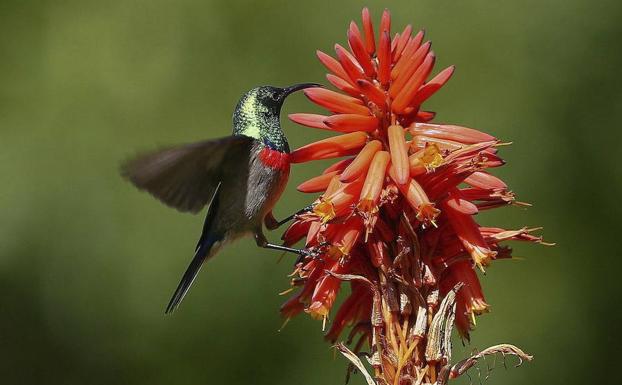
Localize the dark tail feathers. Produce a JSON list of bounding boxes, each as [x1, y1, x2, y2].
[[165, 182, 222, 314], [164, 236, 218, 314]]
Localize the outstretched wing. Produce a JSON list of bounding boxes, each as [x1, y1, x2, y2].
[[121, 135, 254, 213]]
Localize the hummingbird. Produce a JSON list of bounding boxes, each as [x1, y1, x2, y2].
[[121, 83, 321, 313]]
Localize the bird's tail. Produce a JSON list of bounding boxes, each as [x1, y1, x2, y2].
[[164, 234, 221, 314], [165, 183, 223, 314]]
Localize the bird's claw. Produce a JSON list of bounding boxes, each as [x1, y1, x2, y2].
[[300, 203, 316, 215], [295, 242, 328, 265], [300, 248, 321, 259]]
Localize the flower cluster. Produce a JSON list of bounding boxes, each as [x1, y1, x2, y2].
[[279, 8, 546, 384]]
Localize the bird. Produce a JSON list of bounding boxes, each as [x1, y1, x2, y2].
[[121, 83, 321, 313]]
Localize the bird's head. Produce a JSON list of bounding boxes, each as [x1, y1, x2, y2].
[[249, 84, 322, 114], [233, 83, 322, 150]]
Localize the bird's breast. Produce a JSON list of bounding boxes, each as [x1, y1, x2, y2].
[[257, 146, 290, 172], [241, 145, 290, 224]]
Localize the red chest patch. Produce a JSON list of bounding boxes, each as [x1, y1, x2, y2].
[[258, 147, 290, 171]]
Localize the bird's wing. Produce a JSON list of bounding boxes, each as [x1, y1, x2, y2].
[[121, 135, 254, 213]]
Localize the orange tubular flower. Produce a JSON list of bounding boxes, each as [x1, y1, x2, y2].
[[409, 143, 444, 177], [358, 151, 390, 237], [280, 8, 545, 385], [340, 140, 382, 182], [324, 114, 380, 133], [440, 260, 490, 338], [289, 113, 330, 130], [359, 151, 390, 208], [387, 124, 410, 184], [297, 171, 339, 193], [290, 131, 368, 163]]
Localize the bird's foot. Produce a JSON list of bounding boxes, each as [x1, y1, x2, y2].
[[270, 204, 317, 230], [295, 242, 329, 265]]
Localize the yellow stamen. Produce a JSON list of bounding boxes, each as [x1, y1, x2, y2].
[[278, 287, 295, 296], [327, 245, 345, 260], [278, 317, 291, 332], [470, 299, 490, 315], [307, 302, 330, 321], [471, 246, 495, 271], [494, 141, 513, 147], [420, 143, 443, 169], [313, 199, 336, 223]]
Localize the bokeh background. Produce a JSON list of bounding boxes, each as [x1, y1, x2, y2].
[[1, 0, 620, 384]]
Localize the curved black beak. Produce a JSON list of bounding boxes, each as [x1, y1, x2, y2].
[[283, 83, 323, 97]]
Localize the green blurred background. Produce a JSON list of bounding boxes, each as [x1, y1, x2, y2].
[[1, 0, 620, 384]]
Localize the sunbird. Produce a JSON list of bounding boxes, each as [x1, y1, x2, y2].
[[121, 84, 321, 313]]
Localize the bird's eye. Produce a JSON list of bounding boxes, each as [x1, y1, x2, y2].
[[270, 93, 280, 101]]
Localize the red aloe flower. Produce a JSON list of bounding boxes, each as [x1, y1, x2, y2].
[[280, 8, 545, 384]]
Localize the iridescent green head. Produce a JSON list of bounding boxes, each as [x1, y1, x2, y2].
[[232, 84, 321, 152]]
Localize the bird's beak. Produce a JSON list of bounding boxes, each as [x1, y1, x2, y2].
[[283, 83, 323, 97]]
